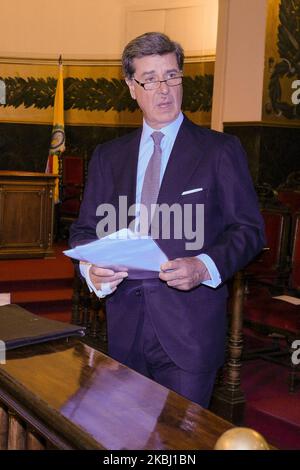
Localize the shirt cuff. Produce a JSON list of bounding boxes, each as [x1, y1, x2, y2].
[[197, 254, 222, 288], [79, 262, 112, 298]]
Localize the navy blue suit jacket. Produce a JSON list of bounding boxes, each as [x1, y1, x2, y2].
[[70, 117, 265, 373]]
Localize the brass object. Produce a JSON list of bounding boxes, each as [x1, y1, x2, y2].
[[214, 427, 269, 450]]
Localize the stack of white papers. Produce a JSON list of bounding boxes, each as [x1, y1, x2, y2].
[[64, 229, 168, 279]]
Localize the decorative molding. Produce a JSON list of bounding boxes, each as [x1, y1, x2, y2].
[[0, 75, 213, 113], [264, 0, 300, 122], [0, 57, 122, 66], [0, 56, 214, 66]]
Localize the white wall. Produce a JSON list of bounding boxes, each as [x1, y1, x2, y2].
[[212, 0, 268, 129], [0, 0, 218, 60], [0, 0, 125, 59], [125, 0, 218, 57]]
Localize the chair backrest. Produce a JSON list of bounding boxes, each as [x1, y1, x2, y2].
[[253, 208, 290, 273], [277, 189, 300, 214], [60, 154, 87, 216], [290, 213, 300, 291], [277, 171, 300, 214], [63, 155, 85, 186]]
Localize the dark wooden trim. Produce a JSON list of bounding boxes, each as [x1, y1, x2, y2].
[[0, 373, 103, 449], [210, 272, 246, 424]]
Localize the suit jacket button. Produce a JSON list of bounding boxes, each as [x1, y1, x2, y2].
[[135, 289, 141, 296]]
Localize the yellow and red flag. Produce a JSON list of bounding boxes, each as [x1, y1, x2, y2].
[[46, 58, 65, 203]]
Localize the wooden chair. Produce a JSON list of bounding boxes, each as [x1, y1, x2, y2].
[[56, 152, 88, 240], [71, 270, 107, 353], [245, 207, 291, 285], [245, 183, 291, 286], [243, 213, 300, 392], [277, 171, 300, 215]]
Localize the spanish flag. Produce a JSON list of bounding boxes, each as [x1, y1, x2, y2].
[[46, 57, 65, 203]]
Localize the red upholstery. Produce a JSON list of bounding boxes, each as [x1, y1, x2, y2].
[[244, 214, 300, 336], [291, 214, 300, 290], [60, 155, 85, 216], [277, 190, 300, 214], [260, 211, 285, 269], [244, 213, 300, 392], [246, 209, 290, 278], [244, 287, 300, 335]]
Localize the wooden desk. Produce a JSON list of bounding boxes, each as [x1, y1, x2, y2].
[[0, 339, 233, 450], [0, 171, 55, 258]]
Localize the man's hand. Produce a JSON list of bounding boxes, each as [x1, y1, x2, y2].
[[159, 257, 210, 291], [89, 266, 128, 294]]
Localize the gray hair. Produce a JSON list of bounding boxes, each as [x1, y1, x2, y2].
[[122, 32, 184, 79]]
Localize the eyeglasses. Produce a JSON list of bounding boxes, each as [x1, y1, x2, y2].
[[133, 74, 183, 91]]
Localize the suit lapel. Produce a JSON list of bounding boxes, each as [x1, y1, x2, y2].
[[157, 117, 205, 205], [111, 128, 142, 210], [110, 118, 206, 229]]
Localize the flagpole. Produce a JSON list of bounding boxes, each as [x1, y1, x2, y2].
[[46, 55, 65, 204]]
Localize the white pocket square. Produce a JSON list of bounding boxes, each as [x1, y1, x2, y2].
[[181, 188, 203, 196]]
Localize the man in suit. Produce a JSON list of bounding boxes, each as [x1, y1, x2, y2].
[[69, 32, 265, 408]]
